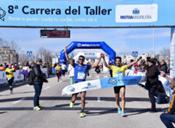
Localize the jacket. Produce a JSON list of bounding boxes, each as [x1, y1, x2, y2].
[[146, 65, 160, 86], [32, 64, 45, 83]]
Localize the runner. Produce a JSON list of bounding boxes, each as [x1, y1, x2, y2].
[[101, 53, 141, 117], [64, 47, 101, 118], [5, 64, 15, 94], [55, 63, 61, 82]]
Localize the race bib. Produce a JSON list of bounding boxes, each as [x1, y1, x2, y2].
[[114, 72, 123, 77], [77, 72, 85, 80], [114, 72, 124, 85]]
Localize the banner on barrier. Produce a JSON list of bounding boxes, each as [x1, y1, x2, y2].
[[0, 71, 7, 85], [14, 70, 24, 82]]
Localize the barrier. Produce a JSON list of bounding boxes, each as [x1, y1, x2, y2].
[[14, 70, 24, 82], [0, 70, 25, 85], [0, 71, 7, 85]]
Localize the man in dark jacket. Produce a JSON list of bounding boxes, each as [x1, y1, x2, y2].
[[32, 59, 48, 111], [145, 57, 162, 112]]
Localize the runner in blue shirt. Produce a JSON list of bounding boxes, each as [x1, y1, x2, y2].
[[64, 47, 101, 118]]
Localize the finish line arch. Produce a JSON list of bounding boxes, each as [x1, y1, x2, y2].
[[59, 41, 116, 64]]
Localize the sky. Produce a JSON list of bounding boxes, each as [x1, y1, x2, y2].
[[0, 27, 171, 56]]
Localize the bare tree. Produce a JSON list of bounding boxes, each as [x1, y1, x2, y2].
[[159, 48, 170, 59], [36, 47, 53, 64], [18, 52, 28, 66], [7, 41, 20, 52]]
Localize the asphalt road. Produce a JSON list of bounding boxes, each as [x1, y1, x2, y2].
[[0, 72, 168, 128]]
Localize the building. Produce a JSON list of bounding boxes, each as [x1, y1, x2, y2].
[[0, 46, 18, 64]]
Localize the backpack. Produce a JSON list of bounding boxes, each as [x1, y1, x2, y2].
[[28, 69, 36, 85]]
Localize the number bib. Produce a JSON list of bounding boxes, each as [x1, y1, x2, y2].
[[77, 72, 86, 80]]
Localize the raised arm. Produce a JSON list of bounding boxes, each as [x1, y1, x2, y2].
[[91, 57, 102, 68], [127, 56, 142, 68], [101, 53, 111, 69], [64, 47, 73, 66]]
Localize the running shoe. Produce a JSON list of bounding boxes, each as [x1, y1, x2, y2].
[[117, 107, 122, 114], [69, 102, 74, 108], [120, 111, 126, 117], [80, 112, 86, 118], [33, 106, 41, 111]]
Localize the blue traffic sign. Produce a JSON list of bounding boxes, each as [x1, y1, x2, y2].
[[26, 51, 32, 57], [131, 51, 138, 58]]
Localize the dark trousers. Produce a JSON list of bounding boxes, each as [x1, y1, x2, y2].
[[33, 82, 43, 107], [148, 87, 157, 109], [8, 77, 14, 91], [160, 113, 175, 128]]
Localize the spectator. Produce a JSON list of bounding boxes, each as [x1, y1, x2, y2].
[[61, 62, 67, 76], [160, 72, 175, 128], [22, 62, 30, 80], [159, 59, 168, 73], [29, 59, 48, 111], [67, 59, 75, 84], [0, 64, 5, 71]]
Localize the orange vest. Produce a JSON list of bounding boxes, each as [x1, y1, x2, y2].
[[168, 92, 175, 114]]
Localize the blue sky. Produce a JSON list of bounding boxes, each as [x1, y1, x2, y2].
[[0, 27, 171, 56]]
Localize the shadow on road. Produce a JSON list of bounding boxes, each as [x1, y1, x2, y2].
[[0, 106, 167, 117], [0, 96, 150, 102], [0, 96, 168, 117]]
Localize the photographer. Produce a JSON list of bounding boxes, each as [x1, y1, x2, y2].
[[145, 57, 165, 112], [29, 59, 48, 111]]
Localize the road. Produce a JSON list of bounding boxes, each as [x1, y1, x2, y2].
[[0, 72, 168, 128]]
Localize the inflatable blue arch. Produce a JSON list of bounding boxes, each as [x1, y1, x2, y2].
[[59, 41, 116, 64]]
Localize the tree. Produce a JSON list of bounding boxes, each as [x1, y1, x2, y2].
[[159, 48, 170, 59], [36, 47, 53, 64]]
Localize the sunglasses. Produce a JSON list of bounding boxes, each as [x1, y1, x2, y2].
[[79, 58, 84, 61]]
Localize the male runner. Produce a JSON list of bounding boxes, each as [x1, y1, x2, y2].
[[64, 47, 101, 118], [101, 54, 141, 116]]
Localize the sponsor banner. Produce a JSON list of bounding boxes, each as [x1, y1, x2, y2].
[[0, 0, 175, 27], [62, 79, 101, 95], [62, 75, 143, 95], [116, 4, 158, 23], [100, 76, 142, 88]]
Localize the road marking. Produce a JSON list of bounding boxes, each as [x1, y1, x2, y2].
[[11, 98, 26, 105], [43, 86, 50, 90]]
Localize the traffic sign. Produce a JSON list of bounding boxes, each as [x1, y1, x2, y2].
[[26, 51, 32, 57], [131, 51, 138, 58]]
